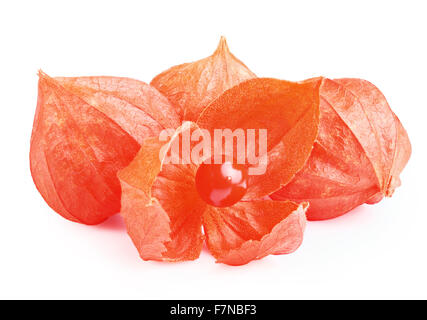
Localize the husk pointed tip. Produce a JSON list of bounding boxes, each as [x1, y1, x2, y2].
[[38, 69, 48, 79], [37, 70, 54, 88], [37, 70, 57, 85], [214, 36, 230, 55]]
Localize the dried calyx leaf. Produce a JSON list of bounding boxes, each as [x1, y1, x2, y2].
[[30, 71, 178, 224], [203, 201, 308, 266], [197, 77, 322, 199], [151, 36, 256, 122], [118, 123, 206, 262], [272, 78, 411, 220]]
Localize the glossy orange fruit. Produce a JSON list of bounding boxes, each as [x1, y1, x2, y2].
[[195, 161, 248, 207]]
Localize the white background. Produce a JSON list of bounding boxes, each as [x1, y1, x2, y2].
[[1, 0, 426, 299]]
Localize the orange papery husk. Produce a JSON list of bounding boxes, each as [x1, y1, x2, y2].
[[151, 37, 256, 122], [30, 72, 179, 224], [271, 78, 411, 220]]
